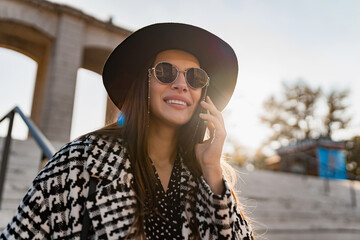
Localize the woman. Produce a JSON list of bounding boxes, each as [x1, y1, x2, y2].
[[1, 23, 253, 239]]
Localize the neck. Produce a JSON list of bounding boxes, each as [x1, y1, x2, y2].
[[148, 120, 179, 166]]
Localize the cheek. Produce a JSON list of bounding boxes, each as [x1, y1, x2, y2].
[[188, 90, 202, 118], [150, 78, 162, 98], [192, 89, 202, 106], [149, 78, 165, 108]]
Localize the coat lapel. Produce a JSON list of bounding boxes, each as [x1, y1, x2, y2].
[[179, 156, 198, 239], [85, 135, 136, 239], [86, 135, 132, 184], [84, 135, 198, 239]]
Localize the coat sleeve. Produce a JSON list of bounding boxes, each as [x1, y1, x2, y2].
[[1, 138, 91, 240], [197, 176, 254, 240], [0, 175, 51, 239]]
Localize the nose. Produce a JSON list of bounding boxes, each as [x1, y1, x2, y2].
[[171, 71, 188, 92]]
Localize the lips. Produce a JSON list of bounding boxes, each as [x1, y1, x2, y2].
[[163, 95, 191, 107], [165, 99, 187, 106]]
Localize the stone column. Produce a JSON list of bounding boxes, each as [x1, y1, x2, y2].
[[40, 14, 84, 142], [30, 43, 51, 128]]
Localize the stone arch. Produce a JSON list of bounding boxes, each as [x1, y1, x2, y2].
[[0, 47, 38, 140], [0, 20, 52, 129], [0, 0, 58, 38], [0, 21, 52, 61], [81, 46, 111, 75], [0, 0, 131, 142]]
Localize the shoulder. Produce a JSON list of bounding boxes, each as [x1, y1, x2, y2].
[[50, 134, 125, 163], [34, 134, 127, 182], [51, 135, 93, 160], [85, 134, 127, 158], [86, 134, 131, 181], [32, 136, 91, 181]]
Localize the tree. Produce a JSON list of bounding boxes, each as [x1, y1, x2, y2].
[[346, 136, 360, 179], [324, 89, 351, 136], [261, 80, 350, 151], [260, 81, 321, 148], [224, 138, 249, 166], [252, 147, 268, 170]]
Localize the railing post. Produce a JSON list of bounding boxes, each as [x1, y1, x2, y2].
[[349, 174, 357, 208], [0, 111, 15, 208]]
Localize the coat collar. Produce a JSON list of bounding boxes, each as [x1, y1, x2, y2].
[[85, 134, 196, 189], [85, 135, 132, 182], [84, 135, 197, 239]]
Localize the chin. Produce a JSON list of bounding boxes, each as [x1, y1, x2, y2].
[[164, 114, 193, 127], [170, 118, 192, 127], [150, 106, 196, 127]]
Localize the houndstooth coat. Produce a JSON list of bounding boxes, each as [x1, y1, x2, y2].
[[1, 135, 253, 239]]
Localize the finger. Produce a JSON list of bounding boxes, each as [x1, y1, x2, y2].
[[207, 96, 224, 125], [199, 112, 223, 131], [200, 113, 221, 128], [200, 100, 220, 118], [199, 113, 226, 139], [195, 138, 211, 150], [207, 95, 214, 105], [202, 120, 215, 137], [204, 120, 215, 142], [207, 96, 224, 120], [201, 102, 224, 127], [206, 118, 215, 130], [200, 99, 224, 124], [209, 126, 215, 141]]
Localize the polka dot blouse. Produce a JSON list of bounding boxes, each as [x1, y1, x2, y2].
[[145, 157, 182, 239]]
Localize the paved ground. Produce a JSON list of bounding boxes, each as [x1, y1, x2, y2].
[[264, 231, 360, 240], [234, 166, 360, 239]]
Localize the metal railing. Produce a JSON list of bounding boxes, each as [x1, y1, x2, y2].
[[0, 106, 56, 209]]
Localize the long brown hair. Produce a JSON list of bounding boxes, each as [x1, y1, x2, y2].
[[87, 53, 243, 239]]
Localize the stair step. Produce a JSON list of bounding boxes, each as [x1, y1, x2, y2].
[[1, 198, 22, 210], [0, 209, 16, 232]]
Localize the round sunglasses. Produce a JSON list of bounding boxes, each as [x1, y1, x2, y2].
[[148, 62, 210, 89]]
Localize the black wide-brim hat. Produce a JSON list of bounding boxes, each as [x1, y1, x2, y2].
[[103, 23, 238, 112]]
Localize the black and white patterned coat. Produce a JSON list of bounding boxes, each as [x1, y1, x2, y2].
[[1, 135, 253, 239]]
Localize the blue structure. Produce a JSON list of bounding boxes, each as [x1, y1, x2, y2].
[[317, 147, 347, 179], [277, 137, 347, 179]]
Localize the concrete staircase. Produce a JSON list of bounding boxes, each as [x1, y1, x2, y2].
[[0, 137, 64, 231], [1, 138, 360, 240], [234, 167, 360, 240]]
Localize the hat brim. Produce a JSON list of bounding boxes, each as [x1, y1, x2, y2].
[[102, 23, 238, 112]]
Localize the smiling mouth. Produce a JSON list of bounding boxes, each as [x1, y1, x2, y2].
[[165, 99, 189, 106]]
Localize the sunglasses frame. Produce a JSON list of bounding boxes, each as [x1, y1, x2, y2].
[[148, 61, 210, 89]]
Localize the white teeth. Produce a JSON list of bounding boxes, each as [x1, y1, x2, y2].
[[166, 99, 187, 106]]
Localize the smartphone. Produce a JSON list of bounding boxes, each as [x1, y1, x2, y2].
[[197, 86, 208, 143]]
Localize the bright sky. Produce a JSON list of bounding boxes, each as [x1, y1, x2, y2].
[[1, 0, 360, 154]]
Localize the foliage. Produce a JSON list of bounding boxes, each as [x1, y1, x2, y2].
[[346, 136, 360, 179], [260, 80, 350, 150], [224, 138, 249, 166], [324, 89, 351, 136], [252, 148, 268, 170]]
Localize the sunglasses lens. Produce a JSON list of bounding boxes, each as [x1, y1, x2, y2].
[[154, 62, 177, 84], [153, 62, 209, 89], [186, 68, 209, 89]]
